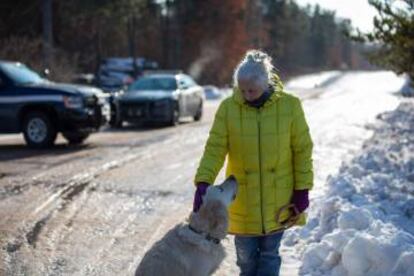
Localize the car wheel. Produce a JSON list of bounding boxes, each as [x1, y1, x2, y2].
[[109, 115, 123, 128], [168, 106, 180, 126], [111, 120, 123, 128], [23, 111, 57, 148], [109, 104, 123, 128], [193, 103, 203, 121], [62, 132, 90, 145]]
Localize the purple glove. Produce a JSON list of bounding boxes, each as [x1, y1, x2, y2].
[[291, 189, 309, 213], [193, 182, 210, 212]]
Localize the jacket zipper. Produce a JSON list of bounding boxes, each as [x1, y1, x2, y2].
[[257, 108, 265, 234]]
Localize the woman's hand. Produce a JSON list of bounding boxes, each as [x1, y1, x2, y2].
[[192, 182, 210, 212], [291, 189, 309, 213]]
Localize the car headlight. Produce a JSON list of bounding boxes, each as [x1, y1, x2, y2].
[[63, 95, 84, 109], [97, 95, 109, 105]]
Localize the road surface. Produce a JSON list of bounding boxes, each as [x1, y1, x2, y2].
[[0, 71, 405, 275]]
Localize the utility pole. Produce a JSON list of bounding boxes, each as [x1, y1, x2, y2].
[[169, 0, 182, 69], [246, 0, 263, 48], [164, 0, 172, 69], [42, 0, 53, 70], [128, 16, 139, 77], [95, 18, 102, 86]]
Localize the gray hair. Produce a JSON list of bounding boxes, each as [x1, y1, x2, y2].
[[233, 50, 274, 91]]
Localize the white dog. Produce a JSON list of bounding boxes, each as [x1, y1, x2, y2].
[[135, 175, 238, 276]]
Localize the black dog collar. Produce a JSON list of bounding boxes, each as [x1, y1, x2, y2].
[[188, 225, 221, 244]]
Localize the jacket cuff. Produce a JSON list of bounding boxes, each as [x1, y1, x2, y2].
[[294, 182, 313, 190], [196, 181, 211, 187], [194, 176, 213, 186]]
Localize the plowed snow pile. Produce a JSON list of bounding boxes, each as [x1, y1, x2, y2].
[[284, 101, 414, 276]]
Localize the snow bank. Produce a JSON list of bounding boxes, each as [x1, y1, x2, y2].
[[285, 71, 342, 90], [284, 101, 414, 276]]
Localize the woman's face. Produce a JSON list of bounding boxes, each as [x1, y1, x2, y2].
[[238, 78, 264, 102]]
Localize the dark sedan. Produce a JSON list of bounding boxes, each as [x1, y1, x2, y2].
[[113, 73, 204, 127]]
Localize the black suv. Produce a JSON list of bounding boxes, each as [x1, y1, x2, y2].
[[0, 61, 110, 148]]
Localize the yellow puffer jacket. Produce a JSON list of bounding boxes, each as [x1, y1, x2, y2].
[[194, 74, 314, 235]]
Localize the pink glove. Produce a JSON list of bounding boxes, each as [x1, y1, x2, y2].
[[193, 182, 210, 212]]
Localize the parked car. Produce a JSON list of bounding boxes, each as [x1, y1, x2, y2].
[[203, 85, 223, 100], [96, 57, 158, 91], [0, 61, 110, 148], [113, 73, 204, 127]]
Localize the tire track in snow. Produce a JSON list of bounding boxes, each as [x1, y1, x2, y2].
[[2, 134, 180, 273]]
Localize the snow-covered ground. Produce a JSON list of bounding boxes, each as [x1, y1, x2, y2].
[[278, 72, 414, 276], [284, 100, 414, 276], [285, 71, 343, 90], [212, 71, 408, 275], [1, 70, 409, 275]]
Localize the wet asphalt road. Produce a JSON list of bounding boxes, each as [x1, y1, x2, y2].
[[0, 101, 221, 275], [1, 71, 404, 276]]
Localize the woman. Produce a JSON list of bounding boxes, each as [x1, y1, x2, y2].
[[193, 50, 313, 276]]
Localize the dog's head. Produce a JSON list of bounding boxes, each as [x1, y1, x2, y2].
[[203, 175, 238, 208], [190, 175, 238, 240]]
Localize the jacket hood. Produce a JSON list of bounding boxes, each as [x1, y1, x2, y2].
[[232, 72, 284, 108]]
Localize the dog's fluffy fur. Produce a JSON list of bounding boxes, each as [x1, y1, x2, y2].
[[135, 199, 229, 276]]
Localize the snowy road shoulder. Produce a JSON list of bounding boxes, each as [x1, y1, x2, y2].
[[284, 100, 414, 276]]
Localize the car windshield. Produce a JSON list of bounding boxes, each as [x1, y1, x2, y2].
[[0, 63, 44, 85], [128, 77, 177, 91]]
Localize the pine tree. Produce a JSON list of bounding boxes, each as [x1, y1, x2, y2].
[[351, 0, 414, 82]]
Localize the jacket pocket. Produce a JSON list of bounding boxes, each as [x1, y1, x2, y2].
[[274, 173, 294, 211], [229, 175, 247, 216], [275, 172, 294, 188]]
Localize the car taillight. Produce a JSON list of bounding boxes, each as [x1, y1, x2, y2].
[[124, 76, 134, 85]]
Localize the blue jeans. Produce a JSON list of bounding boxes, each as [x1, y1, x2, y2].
[[234, 231, 284, 276]]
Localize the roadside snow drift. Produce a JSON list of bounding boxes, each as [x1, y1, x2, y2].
[[284, 101, 414, 276]]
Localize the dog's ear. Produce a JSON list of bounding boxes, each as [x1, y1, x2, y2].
[[189, 199, 229, 240], [189, 206, 210, 232]]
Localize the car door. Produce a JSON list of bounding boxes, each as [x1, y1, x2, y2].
[[0, 74, 19, 132], [188, 76, 203, 114], [183, 75, 199, 114], [177, 76, 191, 116]]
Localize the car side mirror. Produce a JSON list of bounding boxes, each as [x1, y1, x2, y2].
[[42, 68, 50, 78], [179, 81, 188, 90]]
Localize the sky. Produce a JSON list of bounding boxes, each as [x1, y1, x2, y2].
[[296, 0, 378, 32]]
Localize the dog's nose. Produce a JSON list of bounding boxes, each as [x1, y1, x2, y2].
[[227, 175, 236, 181]]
